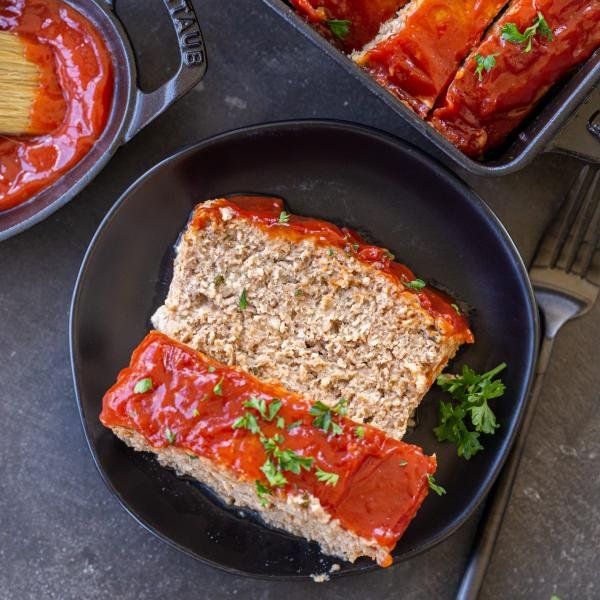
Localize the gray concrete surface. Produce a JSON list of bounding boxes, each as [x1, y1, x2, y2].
[[1, 1, 598, 598]]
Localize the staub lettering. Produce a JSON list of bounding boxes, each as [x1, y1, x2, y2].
[[164, 0, 205, 67]]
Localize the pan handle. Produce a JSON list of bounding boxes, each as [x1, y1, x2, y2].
[[113, 0, 208, 143], [548, 91, 600, 164]]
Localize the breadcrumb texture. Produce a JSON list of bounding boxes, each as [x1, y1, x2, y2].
[[152, 200, 470, 440], [112, 426, 392, 566]]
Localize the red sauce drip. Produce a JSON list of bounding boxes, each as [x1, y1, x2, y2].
[[0, 0, 114, 211], [192, 196, 473, 341], [101, 332, 437, 559]]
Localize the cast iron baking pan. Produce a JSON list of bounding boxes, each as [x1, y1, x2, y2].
[[262, 0, 600, 176], [70, 120, 539, 579]]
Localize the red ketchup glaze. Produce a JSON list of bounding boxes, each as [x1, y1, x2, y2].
[[290, 0, 408, 51], [0, 0, 114, 211], [429, 0, 600, 157], [355, 0, 508, 116], [192, 195, 473, 341], [101, 331, 437, 561]]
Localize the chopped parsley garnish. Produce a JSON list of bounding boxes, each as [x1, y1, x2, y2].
[[133, 377, 153, 394], [192, 408, 200, 417], [208, 366, 216, 373], [238, 288, 248, 310], [451, 303, 461, 315], [402, 278, 427, 291], [287, 420, 303, 431], [278, 211, 290, 223], [261, 433, 285, 455], [213, 274, 225, 287], [164, 427, 176, 444], [327, 19, 351, 39], [243, 396, 282, 422], [260, 458, 288, 487], [232, 412, 261, 434], [309, 398, 347, 436], [427, 474, 446, 496], [501, 12, 553, 53], [276, 416, 285, 429], [327, 248, 335, 257], [474, 53, 498, 80], [434, 363, 507, 459], [354, 426, 365, 439], [213, 376, 224, 396], [274, 447, 314, 474], [399, 459, 408, 467], [315, 468, 339, 486], [255, 480, 272, 507]]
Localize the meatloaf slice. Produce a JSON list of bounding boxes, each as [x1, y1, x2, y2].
[[100, 331, 437, 566], [152, 195, 473, 440]]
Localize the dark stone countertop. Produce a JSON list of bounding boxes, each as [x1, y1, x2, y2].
[[1, 1, 599, 598]]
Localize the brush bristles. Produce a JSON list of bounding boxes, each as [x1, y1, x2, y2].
[[0, 31, 44, 136]]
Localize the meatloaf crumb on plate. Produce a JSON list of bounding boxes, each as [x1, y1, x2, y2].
[[152, 195, 473, 440]]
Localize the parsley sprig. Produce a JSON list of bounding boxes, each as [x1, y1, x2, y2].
[[427, 474, 446, 496], [474, 53, 498, 80], [402, 278, 427, 291], [327, 19, 351, 39], [434, 363, 507, 459], [501, 12, 553, 53], [309, 398, 347, 436]]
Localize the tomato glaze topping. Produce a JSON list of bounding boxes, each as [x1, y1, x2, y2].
[[101, 331, 437, 561], [0, 0, 114, 211], [192, 195, 473, 340]]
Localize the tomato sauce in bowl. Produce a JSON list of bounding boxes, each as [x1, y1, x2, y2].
[[0, 0, 113, 211]]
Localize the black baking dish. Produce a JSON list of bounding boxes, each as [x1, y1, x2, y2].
[[262, 0, 600, 176]]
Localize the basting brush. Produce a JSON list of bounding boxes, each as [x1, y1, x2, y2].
[[0, 30, 66, 136]]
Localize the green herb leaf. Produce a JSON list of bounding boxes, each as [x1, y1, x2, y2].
[[435, 363, 506, 459], [274, 447, 314, 474], [501, 12, 553, 53], [213, 376, 224, 396], [268, 399, 283, 421], [474, 53, 498, 80], [354, 426, 365, 438], [208, 366, 216, 373], [327, 19, 351, 39], [451, 303, 461, 314], [427, 474, 446, 496], [278, 211, 290, 223], [327, 248, 335, 257], [261, 433, 285, 455], [260, 458, 287, 488], [164, 427, 176, 445], [315, 467, 339, 486], [276, 416, 285, 429], [287, 420, 303, 431], [309, 399, 346, 436], [403, 278, 427, 291], [255, 480, 272, 507], [213, 274, 225, 287], [192, 408, 200, 417], [239, 288, 248, 310], [232, 412, 261, 434], [133, 377, 153, 394], [243, 396, 267, 419]]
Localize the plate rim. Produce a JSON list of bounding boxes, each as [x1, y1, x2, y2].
[[70, 118, 540, 580]]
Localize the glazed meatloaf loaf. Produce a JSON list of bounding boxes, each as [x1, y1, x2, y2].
[[100, 331, 437, 566], [152, 196, 473, 440]]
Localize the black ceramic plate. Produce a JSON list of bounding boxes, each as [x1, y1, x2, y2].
[[70, 120, 538, 580]]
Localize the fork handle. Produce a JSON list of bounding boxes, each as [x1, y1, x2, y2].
[[455, 335, 554, 600]]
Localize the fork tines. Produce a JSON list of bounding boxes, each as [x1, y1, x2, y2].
[[532, 165, 600, 284]]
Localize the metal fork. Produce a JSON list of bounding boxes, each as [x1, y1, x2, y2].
[[456, 165, 600, 600]]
